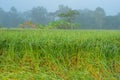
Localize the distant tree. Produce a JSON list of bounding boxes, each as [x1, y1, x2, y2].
[[4, 7, 24, 28], [94, 7, 106, 29], [55, 5, 72, 21], [57, 6, 79, 29], [58, 9, 79, 23], [56, 5, 71, 14], [30, 7, 49, 25], [22, 10, 32, 21], [104, 15, 120, 29], [0, 8, 6, 27], [1, 5, 120, 29], [47, 20, 79, 29], [75, 9, 97, 29]]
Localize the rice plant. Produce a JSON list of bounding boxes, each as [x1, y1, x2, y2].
[[0, 29, 120, 80]]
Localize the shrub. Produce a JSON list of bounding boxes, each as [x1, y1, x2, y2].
[[47, 20, 80, 29]]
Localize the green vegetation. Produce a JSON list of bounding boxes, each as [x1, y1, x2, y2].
[[47, 20, 80, 29], [58, 9, 79, 23], [0, 29, 120, 80], [1, 5, 120, 29]]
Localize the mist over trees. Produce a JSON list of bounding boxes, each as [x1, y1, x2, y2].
[[0, 5, 120, 29]]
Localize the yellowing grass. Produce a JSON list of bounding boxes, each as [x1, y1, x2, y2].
[[0, 29, 120, 80]]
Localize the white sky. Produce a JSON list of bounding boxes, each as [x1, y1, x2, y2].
[[0, 0, 120, 15]]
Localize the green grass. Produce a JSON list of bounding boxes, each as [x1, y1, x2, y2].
[[0, 29, 120, 80]]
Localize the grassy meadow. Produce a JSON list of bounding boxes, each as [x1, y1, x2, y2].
[[0, 29, 120, 80]]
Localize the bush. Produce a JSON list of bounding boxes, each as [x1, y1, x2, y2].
[[47, 20, 80, 29], [37, 24, 44, 29]]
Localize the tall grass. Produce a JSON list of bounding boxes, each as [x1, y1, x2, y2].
[[0, 29, 120, 80]]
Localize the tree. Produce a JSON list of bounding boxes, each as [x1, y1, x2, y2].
[[58, 9, 79, 23], [55, 5, 74, 21], [94, 7, 106, 29], [4, 7, 24, 28], [58, 10, 79, 29], [0, 8, 6, 27], [47, 20, 79, 29], [74, 9, 96, 29], [30, 7, 49, 25], [57, 6, 79, 29]]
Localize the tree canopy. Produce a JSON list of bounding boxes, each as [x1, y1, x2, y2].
[[0, 5, 120, 29]]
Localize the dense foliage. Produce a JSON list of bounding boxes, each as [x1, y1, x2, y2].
[[47, 20, 79, 29], [0, 5, 120, 29], [0, 29, 120, 79]]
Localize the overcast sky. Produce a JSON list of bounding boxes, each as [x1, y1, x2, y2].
[[0, 0, 120, 15]]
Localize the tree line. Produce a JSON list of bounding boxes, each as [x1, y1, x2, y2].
[[0, 5, 120, 29]]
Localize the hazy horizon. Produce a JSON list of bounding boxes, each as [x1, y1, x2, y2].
[[0, 0, 120, 15]]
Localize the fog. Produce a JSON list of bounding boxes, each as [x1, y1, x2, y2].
[[0, 0, 120, 15], [0, 0, 120, 29]]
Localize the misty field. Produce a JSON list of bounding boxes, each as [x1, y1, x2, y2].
[[0, 29, 120, 80]]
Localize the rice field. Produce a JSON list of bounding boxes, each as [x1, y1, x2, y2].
[[0, 29, 120, 80]]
